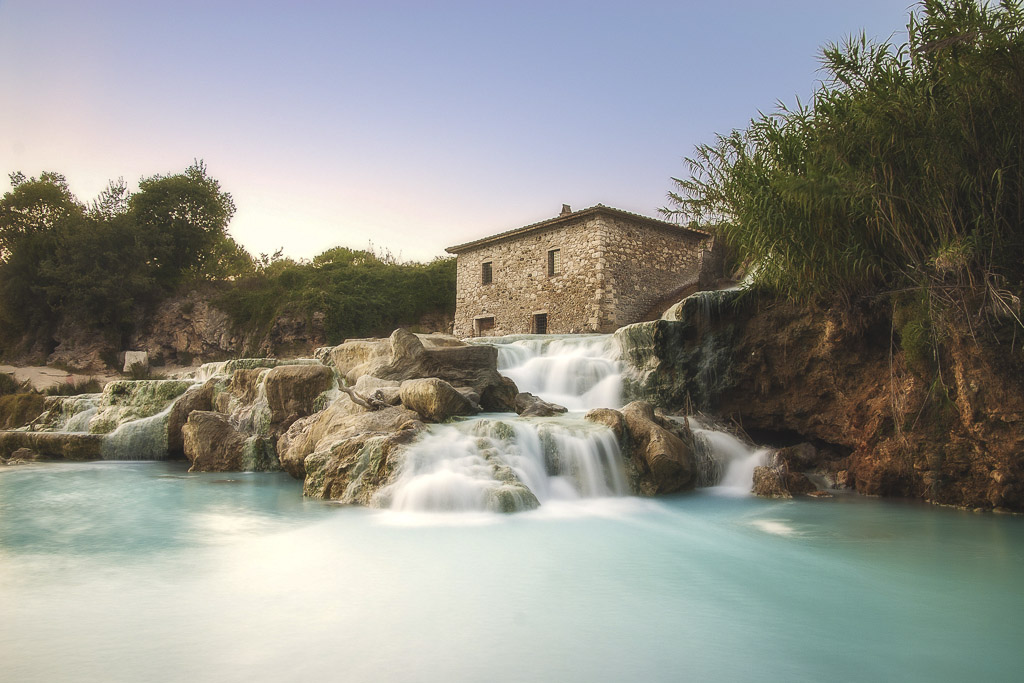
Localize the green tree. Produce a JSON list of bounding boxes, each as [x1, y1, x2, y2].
[[129, 160, 236, 286]]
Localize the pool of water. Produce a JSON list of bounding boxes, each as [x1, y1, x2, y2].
[[2, 461, 1022, 682]]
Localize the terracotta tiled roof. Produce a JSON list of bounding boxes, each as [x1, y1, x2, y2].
[[445, 204, 709, 254]]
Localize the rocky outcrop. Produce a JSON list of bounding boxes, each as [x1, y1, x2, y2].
[[167, 380, 216, 455], [0, 431, 104, 461], [302, 424, 423, 505], [585, 402, 696, 495], [399, 378, 479, 422], [618, 293, 1024, 511], [514, 392, 567, 418], [752, 453, 818, 498], [276, 400, 422, 479], [328, 329, 518, 412], [182, 411, 248, 472], [263, 364, 334, 423]]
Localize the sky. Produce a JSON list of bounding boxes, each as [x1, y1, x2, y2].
[[0, 0, 915, 263]]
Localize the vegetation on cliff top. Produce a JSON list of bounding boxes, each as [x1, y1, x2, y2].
[[666, 0, 1024, 325], [0, 163, 455, 360]]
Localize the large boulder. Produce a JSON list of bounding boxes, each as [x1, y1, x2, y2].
[[399, 378, 479, 422], [167, 379, 216, 455], [328, 329, 518, 411], [620, 401, 696, 495], [263, 364, 334, 423], [303, 425, 423, 505], [584, 408, 626, 440], [514, 392, 568, 418], [276, 399, 422, 479], [182, 411, 247, 472], [753, 452, 818, 498], [353, 375, 402, 406]]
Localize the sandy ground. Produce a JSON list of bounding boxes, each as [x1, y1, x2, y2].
[[0, 364, 198, 392]]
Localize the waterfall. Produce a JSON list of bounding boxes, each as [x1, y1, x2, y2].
[[384, 334, 628, 513], [688, 417, 769, 494], [483, 334, 623, 411], [100, 405, 174, 461], [383, 417, 628, 513]]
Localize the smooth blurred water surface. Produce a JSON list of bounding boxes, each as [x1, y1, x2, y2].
[[2, 462, 1023, 683]]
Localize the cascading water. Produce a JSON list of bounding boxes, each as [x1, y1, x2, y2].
[[486, 334, 623, 411], [688, 417, 769, 492], [384, 416, 628, 513], [385, 335, 628, 513], [384, 334, 773, 512]]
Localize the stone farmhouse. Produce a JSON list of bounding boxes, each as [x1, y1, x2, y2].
[[446, 204, 720, 337]]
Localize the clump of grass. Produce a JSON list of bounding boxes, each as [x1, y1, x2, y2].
[[44, 378, 104, 396], [0, 393, 46, 429], [0, 373, 21, 396]]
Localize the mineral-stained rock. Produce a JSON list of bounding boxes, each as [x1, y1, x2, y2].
[[353, 375, 402, 406], [752, 464, 791, 498], [584, 408, 626, 440], [514, 392, 568, 418], [167, 379, 216, 455], [229, 368, 269, 406], [328, 328, 518, 412], [0, 431, 104, 461], [182, 411, 247, 472], [752, 453, 818, 498], [302, 424, 423, 505], [620, 401, 696, 495], [263, 364, 334, 423], [277, 400, 422, 479], [399, 378, 479, 422]]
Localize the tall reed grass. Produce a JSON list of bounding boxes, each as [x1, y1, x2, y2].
[[666, 0, 1024, 317]]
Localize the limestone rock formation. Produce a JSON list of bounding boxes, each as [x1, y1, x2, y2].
[[182, 411, 248, 472], [167, 379, 216, 455], [276, 399, 422, 479], [399, 378, 479, 423], [752, 453, 818, 498], [620, 401, 696, 495], [618, 292, 1024, 511], [584, 408, 625, 440], [514, 392, 568, 418], [302, 423, 423, 505], [584, 402, 695, 496], [263, 364, 334, 423], [327, 329, 518, 412], [0, 431, 104, 461]]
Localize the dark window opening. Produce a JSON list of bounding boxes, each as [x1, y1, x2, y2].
[[547, 249, 561, 276], [475, 317, 495, 336], [532, 313, 548, 335], [481, 261, 492, 285]]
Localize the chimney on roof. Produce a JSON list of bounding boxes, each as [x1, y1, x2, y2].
[[560, 204, 572, 216]]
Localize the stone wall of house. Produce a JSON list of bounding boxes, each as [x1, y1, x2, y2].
[[452, 214, 607, 337], [452, 210, 713, 337], [601, 216, 710, 328]]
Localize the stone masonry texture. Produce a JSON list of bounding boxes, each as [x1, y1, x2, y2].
[[447, 205, 714, 337]]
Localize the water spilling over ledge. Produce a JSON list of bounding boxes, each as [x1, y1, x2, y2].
[[2, 325, 785, 509]]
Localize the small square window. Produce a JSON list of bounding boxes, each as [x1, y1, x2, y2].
[[547, 249, 561, 276], [481, 261, 493, 285], [475, 317, 495, 336]]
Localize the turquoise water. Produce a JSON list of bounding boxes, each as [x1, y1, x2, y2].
[[2, 462, 1023, 683]]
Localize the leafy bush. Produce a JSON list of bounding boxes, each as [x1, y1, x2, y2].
[[216, 249, 456, 344], [666, 0, 1024, 308]]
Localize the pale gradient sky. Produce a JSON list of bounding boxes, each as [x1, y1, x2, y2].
[[0, 0, 913, 262]]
